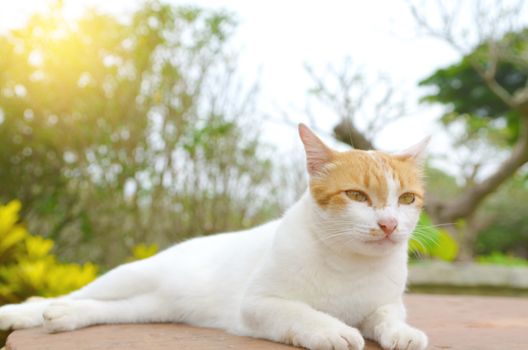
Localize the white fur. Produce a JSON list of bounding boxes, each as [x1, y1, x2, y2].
[[0, 130, 429, 349]]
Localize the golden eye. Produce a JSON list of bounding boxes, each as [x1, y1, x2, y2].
[[345, 190, 369, 203], [399, 193, 415, 205]]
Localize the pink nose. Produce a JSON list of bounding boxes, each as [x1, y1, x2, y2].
[[378, 218, 398, 235]]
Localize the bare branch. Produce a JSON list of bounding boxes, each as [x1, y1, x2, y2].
[[305, 58, 408, 149]]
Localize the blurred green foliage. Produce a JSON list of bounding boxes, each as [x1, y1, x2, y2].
[[425, 164, 528, 260], [476, 175, 528, 257], [476, 252, 528, 266], [0, 200, 97, 305], [0, 1, 284, 266], [419, 29, 528, 146], [410, 213, 459, 262]]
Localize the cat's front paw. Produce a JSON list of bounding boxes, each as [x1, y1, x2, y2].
[[43, 301, 83, 333], [292, 325, 365, 350], [376, 323, 427, 350]]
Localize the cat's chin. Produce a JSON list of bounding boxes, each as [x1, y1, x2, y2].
[[316, 232, 408, 257]]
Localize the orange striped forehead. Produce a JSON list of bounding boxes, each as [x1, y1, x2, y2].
[[309, 149, 424, 209]]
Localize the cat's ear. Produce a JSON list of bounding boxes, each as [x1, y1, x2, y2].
[[397, 136, 430, 165], [298, 123, 334, 176]]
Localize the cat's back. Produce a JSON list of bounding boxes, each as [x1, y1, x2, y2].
[[149, 219, 279, 292]]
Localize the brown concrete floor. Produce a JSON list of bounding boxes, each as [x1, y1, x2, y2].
[[6, 294, 528, 350]]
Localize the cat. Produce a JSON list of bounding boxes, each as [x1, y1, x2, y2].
[[0, 124, 428, 350]]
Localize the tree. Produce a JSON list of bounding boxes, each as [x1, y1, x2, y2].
[[410, 0, 528, 259], [0, 1, 281, 266]]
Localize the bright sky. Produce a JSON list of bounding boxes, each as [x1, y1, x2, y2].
[[1, 0, 525, 163], [189, 0, 459, 155]]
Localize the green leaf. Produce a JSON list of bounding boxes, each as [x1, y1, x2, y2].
[[429, 230, 459, 262]]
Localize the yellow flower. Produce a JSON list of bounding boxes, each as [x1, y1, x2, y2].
[[0, 200, 99, 304], [130, 243, 158, 261], [0, 201, 28, 263], [24, 235, 54, 261], [0, 200, 22, 235]]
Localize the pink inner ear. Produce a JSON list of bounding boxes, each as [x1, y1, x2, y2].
[[298, 124, 333, 176], [305, 149, 331, 175], [398, 136, 430, 164]]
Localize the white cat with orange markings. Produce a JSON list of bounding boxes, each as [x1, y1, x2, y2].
[[0, 124, 428, 350]]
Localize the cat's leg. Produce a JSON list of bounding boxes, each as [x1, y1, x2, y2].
[[69, 260, 160, 300], [42, 294, 167, 333], [359, 302, 427, 350], [0, 260, 159, 331], [240, 296, 365, 350]]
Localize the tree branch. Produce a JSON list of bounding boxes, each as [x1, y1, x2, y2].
[[437, 115, 528, 222], [333, 118, 374, 150], [471, 60, 517, 109]]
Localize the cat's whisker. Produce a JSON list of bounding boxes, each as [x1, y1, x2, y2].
[[411, 233, 440, 248], [411, 230, 438, 238], [411, 232, 439, 246], [319, 232, 352, 242], [413, 229, 445, 238], [415, 223, 455, 228], [408, 237, 428, 257]]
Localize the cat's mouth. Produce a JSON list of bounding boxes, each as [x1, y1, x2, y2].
[[364, 236, 397, 245]]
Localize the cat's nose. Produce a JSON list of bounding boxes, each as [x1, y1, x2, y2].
[[378, 218, 398, 235]]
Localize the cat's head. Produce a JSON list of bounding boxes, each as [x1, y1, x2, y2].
[[299, 124, 428, 257]]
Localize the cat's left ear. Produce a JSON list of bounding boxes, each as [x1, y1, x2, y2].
[[397, 136, 430, 165], [298, 123, 334, 176]]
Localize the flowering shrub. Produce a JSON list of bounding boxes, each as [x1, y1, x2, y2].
[[0, 200, 98, 305]]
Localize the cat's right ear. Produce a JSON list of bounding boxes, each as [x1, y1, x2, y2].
[[298, 123, 334, 176]]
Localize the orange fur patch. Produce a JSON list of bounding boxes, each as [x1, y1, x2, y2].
[[309, 150, 424, 210]]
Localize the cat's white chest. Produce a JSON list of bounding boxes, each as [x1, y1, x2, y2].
[[290, 259, 407, 326], [338, 276, 402, 324]]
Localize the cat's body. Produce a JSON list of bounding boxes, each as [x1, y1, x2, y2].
[[0, 125, 428, 350]]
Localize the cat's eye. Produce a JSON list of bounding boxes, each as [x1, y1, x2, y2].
[[345, 190, 369, 203], [399, 193, 415, 205]]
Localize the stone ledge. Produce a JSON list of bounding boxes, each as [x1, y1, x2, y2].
[[409, 261, 528, 289], [6, 294, 528, 350]]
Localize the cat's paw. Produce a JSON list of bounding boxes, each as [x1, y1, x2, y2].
[[376, 323, 427, 350], [43, 301, 83, 333], [0, 303, 44, 330], [292, 325, 365, 350]]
